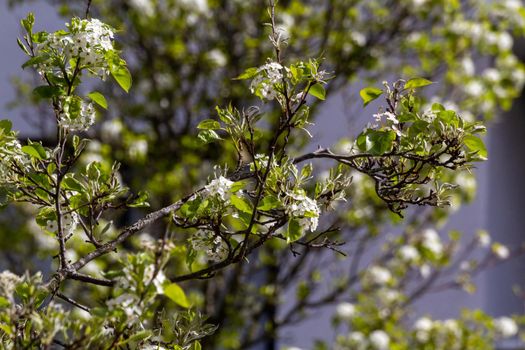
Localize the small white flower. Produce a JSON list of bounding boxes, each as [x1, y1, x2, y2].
[[368, 266, 392, 285], [461, 56, 475, 76], [399, 245, 420, 262], [493, 243, 510, 259], [420, 264, 431, 278], [421, 228, 443, 256], [494, 317, 518, 337], [476, 231, 491, 247], [348, 332, 367, 350], [464, 80, 484, 97], [204, 176, 234, 202], [414, 317, 433, 332], [129, 0, 155, 17], [46, 220, 58, 232], [208, 49, 227, 67], [369, 330, 390, 350], [336, 302, 356, 320], [497, 32, 513, 51], [350, 31, 367, 46], [285, 192, 320, 233], [412, 0, 428, 6], [414, 316, 434, 342], [483, 68, 501, 83]]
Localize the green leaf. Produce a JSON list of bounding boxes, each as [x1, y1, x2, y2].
[[463, 135, 487, 160], [233, 67, 258, 80], [285, 219, 303, 243], [197, 119, 221, 130], [309, 83, 326, 100], [21, 143, 47, 160], [17, 38, 30, 56], [33, 85, 61, 99], [0, 323, 11, 335], [230, 179, 250, 193], [0, 296, 10, 308], [87, 91, 108, 109], [357, 130, 396, 155], [164, 283, 190, 308], [21, 13, 34, 34], [62, 175, 84, 192], [0, 120, 12, 133], [128, 191, 150, 208], [230, 194, 253, 214], [110, 65, 132, 93], [257, 195, 280, 211], [405, 78, 433, 89], [197, 130, 222, 144], [359, 87, 383, 107], [21, 55, 49, 69]]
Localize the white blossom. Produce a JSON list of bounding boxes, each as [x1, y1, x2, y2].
[[208, 49, 227, 67], [0, 271, 21, 300], [461, 56, 475, 76], [58, 96, 96, 132], [399, 245, 420, 262], [367, 266, 392, 285], [420, 264, 431, 278], [414, 317, 433, 342], [285, 192, 320, 232], [250, 62, 285, 100], [204, 176, 234, 201], [476, 231, 491, 247], [336, 302, 356, 320], [128, 139, 149, 159], [129, 0, 155, 17], [190, 230, 228, 261], [369, 330, 390, 350], [493, 243, 510, 259], [144, 265, 167, 295], [483, 68, 501, 83], [350, 31, 367, 46], [101, 119, 123, 142], [494, 317, 518, 337], [348, 332, 367, 350], [497, 32, 513, 51], [464, 80, 484, 97], [421, 228, 443, 256]]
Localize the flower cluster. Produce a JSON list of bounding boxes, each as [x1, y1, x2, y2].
[[369, 110, 401, 135], [420, 228, 443, 257], [203, 176, 234, 202], [45, 212, 79, 236], [189, 230, 228, 262], [285, 192, 320, 232], [58, 96, 96, 132], [250, 62, 284, 100], [37, 18, 115, 78], [0, 270, 22, 302]]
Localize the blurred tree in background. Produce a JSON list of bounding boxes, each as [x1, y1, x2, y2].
[[1, 0, 525, 349]]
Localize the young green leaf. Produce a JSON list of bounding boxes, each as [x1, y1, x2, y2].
[[285, 219, 303, 243], [359, 87, 383, 107], [110, 65, 132, 93], [21, 143, 47, 160], [257, 195, 281, 211], [233, 67, 258, 80], [87, 91, 108, 109], [230, 194, 253, 214], [164, 283, 190, 308], [197, 119, 221, 130], [33, 85, 61, 99], [405, 78, 433, 89], [0, 120, 12, 133], [463, 135, 487, 160], [309, 83, 326, 100]]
